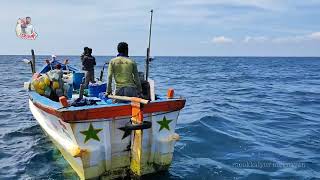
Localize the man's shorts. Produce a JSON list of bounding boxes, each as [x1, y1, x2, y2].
[[115, 87, 138, 103]]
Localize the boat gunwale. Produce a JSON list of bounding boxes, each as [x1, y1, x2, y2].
[[30, 93, 186, 122]]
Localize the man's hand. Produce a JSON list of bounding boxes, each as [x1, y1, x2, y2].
[[64, 59, 69, 65]]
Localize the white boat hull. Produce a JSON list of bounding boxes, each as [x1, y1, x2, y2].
[[29, 99, 181, 179]]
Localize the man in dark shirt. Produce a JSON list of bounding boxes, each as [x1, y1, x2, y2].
[[81, 47, 89, 63], [82, 48, 96, 87]]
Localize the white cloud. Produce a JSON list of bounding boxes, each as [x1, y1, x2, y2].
[[209, 31, 320, 45], [308, 32, 320, 40], [272, 32, 320, 43], [241, 32, 320, 44], [212, 36, 234, 44], [271, 36, 306, 43], [177, 0, 282, 11], [244, 36, 268, 43]]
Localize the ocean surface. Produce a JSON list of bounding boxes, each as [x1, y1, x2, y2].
[[0, 55, 319, 180]]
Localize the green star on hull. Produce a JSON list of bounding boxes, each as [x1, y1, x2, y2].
[[80, 123, 103, 143], [157, 116, 173, 132]]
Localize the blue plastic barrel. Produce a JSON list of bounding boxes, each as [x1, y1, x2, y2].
[[73, 72, 85, 90], [88, 83, 107, 97]]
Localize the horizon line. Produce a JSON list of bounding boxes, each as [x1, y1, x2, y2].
[[1, 54, 320, 58]]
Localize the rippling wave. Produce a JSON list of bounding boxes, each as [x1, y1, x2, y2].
[[1, 56, 319, 179]]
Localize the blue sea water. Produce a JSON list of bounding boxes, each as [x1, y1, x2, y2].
[[0, 55, 320, 180]]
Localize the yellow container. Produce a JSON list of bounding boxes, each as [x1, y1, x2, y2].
[[38, 81, 46, 90], [36, 88, 45, 95], [32, 80, 39, 89], [52, 81, 60, 90], [44, 76, 50, 86]]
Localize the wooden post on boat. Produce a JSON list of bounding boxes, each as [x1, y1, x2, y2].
[[130, 98, 145, 176], [106, 94, 149, 176], [31, 49, 36, 74]]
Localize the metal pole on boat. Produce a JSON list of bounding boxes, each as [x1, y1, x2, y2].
[[99, 62, 108, 81], [31, 49, 36, 74], [145, 9, 153, 81]]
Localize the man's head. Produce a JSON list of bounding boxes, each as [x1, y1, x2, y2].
[[55, 64, 61, 70], [117, 42, 128, 56], [26, 17, 31, 24], [88, 48, 92, 55], [84, 47, 89, 55], [51, 55, 56, 61]]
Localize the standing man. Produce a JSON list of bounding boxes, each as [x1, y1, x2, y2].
[[51, 55, 57, 62], [107, 42, 142, 98], [82, 48, 96, 87], [81, 47, 89, 63]]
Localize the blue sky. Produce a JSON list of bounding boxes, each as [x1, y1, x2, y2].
[[1, 0, 320, 56]]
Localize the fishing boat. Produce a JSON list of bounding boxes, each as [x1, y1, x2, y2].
[[25, 10, 185, 180]]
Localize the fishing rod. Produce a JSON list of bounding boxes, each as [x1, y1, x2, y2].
[[145, 9, 153, 81]]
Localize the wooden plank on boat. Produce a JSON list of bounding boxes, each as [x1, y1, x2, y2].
[[107, 95, 149, 104]]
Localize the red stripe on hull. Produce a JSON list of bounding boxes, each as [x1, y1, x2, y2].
[[32, 99, 186, 122]]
